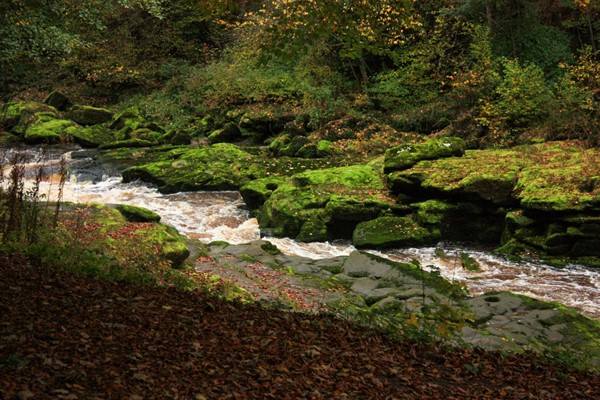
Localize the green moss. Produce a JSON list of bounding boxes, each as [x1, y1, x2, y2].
[[240, 177, 286, 211], [259, 164, 395, 241], [24, 115, 76, 144], [413, 200, 456, 225], [352, 216, 438, 248], [121, 143, 263, 193], [383, 137, 465, 173], [98, 138, 156, 150], [2, 101, 56, 133], [317, 140, 333, 156], [109, 106, 144, 133], [67, 105, 113, 125], [207, 122, 242, 144], [116, 204, 161, 223], [66, 125, 120, 148]]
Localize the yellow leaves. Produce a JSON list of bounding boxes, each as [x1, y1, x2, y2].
[[573, 0, 591, 8]]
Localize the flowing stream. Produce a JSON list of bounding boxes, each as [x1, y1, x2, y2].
[[5, 146, 600, 319]]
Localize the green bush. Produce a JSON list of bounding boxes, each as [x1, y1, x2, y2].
[[546, 47, 600, 145], [478, 58, 552, 142]]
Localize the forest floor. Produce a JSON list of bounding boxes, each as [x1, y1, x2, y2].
[[1, 254, 600, 400]]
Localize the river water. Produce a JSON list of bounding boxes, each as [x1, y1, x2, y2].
[[4, 146, 600, 319]]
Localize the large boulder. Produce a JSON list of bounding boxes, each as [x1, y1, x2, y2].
[[384, 137, 465, 173], [352, 216, 438, 249], [24, 113, 76, 144], [121, 143, 266, 193], [66, 125, 122, 148], [67, 105, 113, 125], [1, 101, 56, 132], [387, 147, 522, 206], [259, 164, 396, 241]]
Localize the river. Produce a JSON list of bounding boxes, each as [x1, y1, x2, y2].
[[4, 146, 600, 319]]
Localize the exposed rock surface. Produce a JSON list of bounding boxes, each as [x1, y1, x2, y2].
[[192, 240, 600, 361]]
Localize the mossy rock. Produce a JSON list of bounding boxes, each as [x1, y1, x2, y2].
[[317, 140, 334, 157], [268, 134, 291, 155], [240, 177, 286, 211], [116, 204, 161, 223], [121, 143, 266, 193], [71, 204, 189, 268], [413, 199, 457, 225], [98, 139, 156, 150], [109, 106, 144, 133], [207, 122, 242, 144], [352, 216, 438, 249], [238, 110, 293, 136], [501, 293, 600, 366], [296, 143, 318, 158], [259, 164, 395, 241], [66, 125, 121, 148], [1, 101, 57, 133], [67, 105, 113, 125], [129, 128, 163, 142], [513, 143, 600, 212], [387, 148, 522, 205], [24, 113, 76, 144], [383, 137, 465, 173]]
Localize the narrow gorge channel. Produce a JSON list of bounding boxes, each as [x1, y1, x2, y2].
[[7, 146, 600, 320]]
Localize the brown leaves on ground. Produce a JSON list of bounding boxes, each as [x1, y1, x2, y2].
[[1, 255, 599, 400]]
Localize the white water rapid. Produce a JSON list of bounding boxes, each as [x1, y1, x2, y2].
[[5, 147, 600, 319]]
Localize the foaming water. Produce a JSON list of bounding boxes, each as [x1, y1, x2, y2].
[[7, 147, 600, 319]]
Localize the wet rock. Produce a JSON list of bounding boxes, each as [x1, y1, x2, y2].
[[259, 164, 393, 241]]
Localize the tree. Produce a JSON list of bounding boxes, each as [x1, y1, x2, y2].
[[0, 0, 164, 96], [248, 0, 421, 83]]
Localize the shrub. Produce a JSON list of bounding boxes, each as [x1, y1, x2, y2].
[[478, 58, 552, 143]]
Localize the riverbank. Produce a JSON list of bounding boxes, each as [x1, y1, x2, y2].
[[2, 253, 600, 399]]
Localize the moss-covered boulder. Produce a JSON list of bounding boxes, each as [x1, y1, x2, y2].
[[109, 106, 144, 134], [352, 216, 439, 248], [121, 143, 267, 193], [67, 105, 113, 125], [513, 143, 600, 212], [498, 210, 600, 262], [317, 140, 334, 157], [24, 113, 76, 144], [388, 148, 522, 206], [259, 164, 396, 241], [116, 204, 161, 223], [207, 122, 242, 144], [238, 110, 293, 137], [64, 204, 189, 268], [240, 177, 286, 211], [1, 101, 56, 132], [384, 137, 465, 173], [66, 125, 122, 148]]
